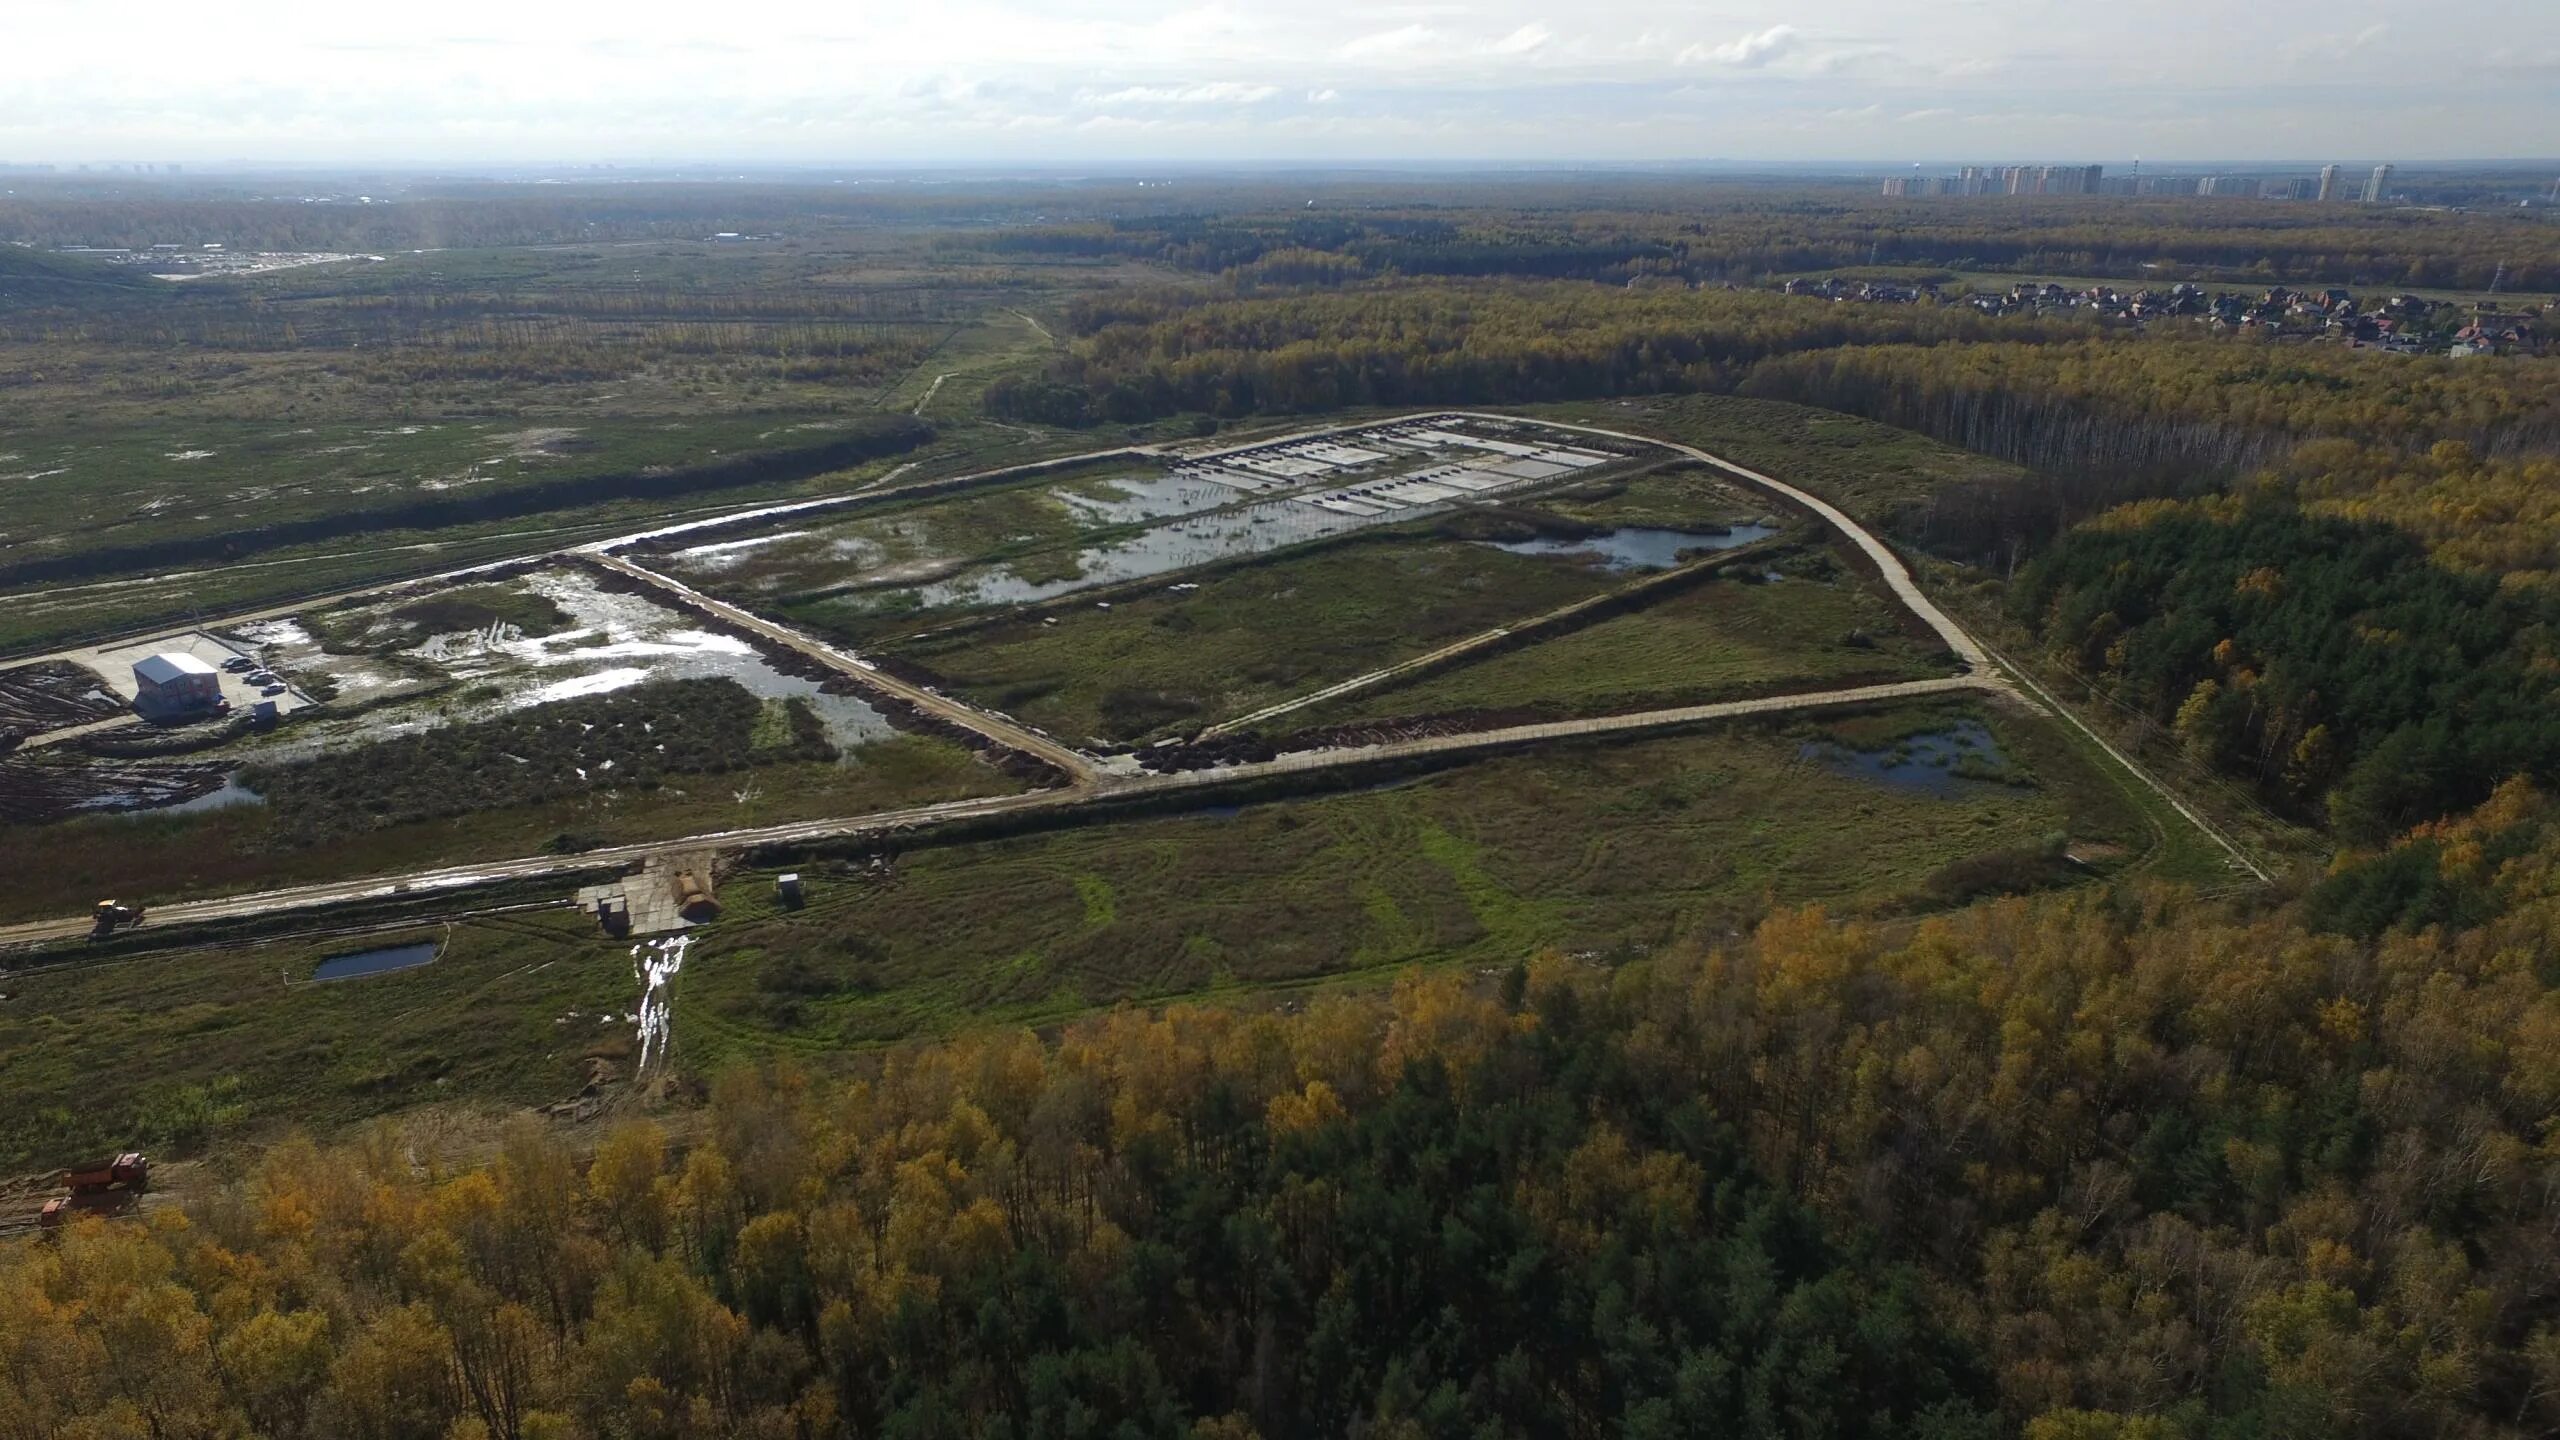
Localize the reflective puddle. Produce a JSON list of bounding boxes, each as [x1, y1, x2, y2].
[[1801, 721, 2018, 799], [1478, 524, 1778, 571], [313, 940, 439, 982]]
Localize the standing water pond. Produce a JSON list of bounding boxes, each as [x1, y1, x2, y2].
[[313, 940, 439, 982], [1801, 720, 2024, 799], [1477, 524, 1778, 572]]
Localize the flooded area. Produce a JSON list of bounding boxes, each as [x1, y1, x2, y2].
[[313, 941, 439, 982], [1801, 721, 2019, 799], [905, 499, 1378, 611], [167, 567, 900, 776], [1479, 524, 1779, 571], [1052, 471, 1239, 526], [661, 421, 1641, 615], [654, 466, 1234, 594], [9, 562, 925, 825], [226, 616, 434, 708]]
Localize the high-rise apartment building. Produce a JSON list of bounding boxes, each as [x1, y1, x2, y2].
[[2316, 164, 2342, 201], [2362, 164, 2393, 203]]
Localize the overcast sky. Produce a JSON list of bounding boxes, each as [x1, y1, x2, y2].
[[9, 0, 2557, 166]]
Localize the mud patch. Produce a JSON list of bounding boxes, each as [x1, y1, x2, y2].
[[0, 662, 123, 732], [0, 755, 229, 823]]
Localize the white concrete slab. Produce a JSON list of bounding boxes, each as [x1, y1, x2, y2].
[[1306, 496, 1384, 516], [70, 630, 320, 719]]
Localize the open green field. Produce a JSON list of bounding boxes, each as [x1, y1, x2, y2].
[[0, 699, 2143, 1168], [0, 914, 627, 1172], [1536, 394, 2035, 530], [0, 416, 1171, 656], [863, 458, 1793, 744], [0, 221, 1163, 653], [1522, 459, 1778, 528], [883, 536, 1638, 745], [0, 411, 874, 560], [1298, 542, 1958, 729], [0, 730, 1019, 924], [674, 701, 2139, 1058]]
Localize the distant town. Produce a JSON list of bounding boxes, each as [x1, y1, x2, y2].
[[1769, 275, 2545, 356], [1881, 162, 2420, 201]]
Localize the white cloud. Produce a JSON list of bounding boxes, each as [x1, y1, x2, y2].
[[1680, 24, 1800, 68], [1088, 82, 1281, 105], [0, 0, 2551, 164], [1337, 24, 1439, 61]]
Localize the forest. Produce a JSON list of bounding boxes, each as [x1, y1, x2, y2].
[[984, 283, 2094, 425], [1742, 342, 2560, 560], [2009, 502, 2560, 837], [23, 803, 2560, 1437], [11, 183, 2552, 287], [981, 196, 2560, 291]]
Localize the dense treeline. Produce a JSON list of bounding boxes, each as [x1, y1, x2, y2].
[[0, 970, 2000, 1439], [12, 181, 2552, 286], [2267, 440, 2560, 586], [1744, 340, 2560, 466], [2009, 501, 2560, 838], [0, 183, 1111, 253], [1741, 340, 2560, 561], [29, 812, 2560, 1434], [986, 283, 2092, 425], [242, 678, 833, 837], [983, 198, 2560, 291]]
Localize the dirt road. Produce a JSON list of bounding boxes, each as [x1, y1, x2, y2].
[[0, 674, 1991, 952], [585, 552, 1103, 785]]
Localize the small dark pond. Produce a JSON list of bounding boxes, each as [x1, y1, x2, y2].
[[314, 941, 439, 982], [1800, 720, 2018, 799], [1479, 524, 1778, 571]]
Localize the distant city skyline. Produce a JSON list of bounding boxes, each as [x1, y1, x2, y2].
[[8, 0, 2558, 165]]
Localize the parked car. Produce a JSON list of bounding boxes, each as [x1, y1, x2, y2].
[[246, 671, 277, 685], [260, 683, 286, 696], [221, 656, 254, 673]]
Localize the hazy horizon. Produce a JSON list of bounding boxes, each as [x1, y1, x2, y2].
[[12, 0, 2558, 168]]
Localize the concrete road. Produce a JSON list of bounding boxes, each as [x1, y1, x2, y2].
[[0, 787, 1080, 951], [1174, 676, 1995, 784], [0, 674, 1997, 953]]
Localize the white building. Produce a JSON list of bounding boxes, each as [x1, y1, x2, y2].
[[132, 652, 220, 718]]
